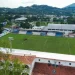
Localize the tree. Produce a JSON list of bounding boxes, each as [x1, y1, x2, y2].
[[36, 21, 40, 26], [0, 55, 29, 75], [20, 21, 32, 29], [67, 17, 75, 24], [0, 15, 5, 23], [0, 24, 3, 34], [53, 18, 58, 23]]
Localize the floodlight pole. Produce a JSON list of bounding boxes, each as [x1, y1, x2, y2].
[[8, 37, 14, 53]]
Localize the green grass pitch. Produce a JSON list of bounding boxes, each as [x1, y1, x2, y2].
[[0, 33, 75, 55]]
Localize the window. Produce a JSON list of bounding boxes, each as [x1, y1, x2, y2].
[[48, 60, 50, 63], [48, 29, 51, 30], [69, 63, 71, 65], [59, 62, 60, 65], [39, 59, 40, 61], [59, 62, 60, 64]]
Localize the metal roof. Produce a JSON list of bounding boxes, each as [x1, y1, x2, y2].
[[15, 17, 27, 21], [43, 24, 75, 31]]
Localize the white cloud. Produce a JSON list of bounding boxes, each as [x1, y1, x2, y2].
[[21, 0, 36, 7], [0, 0, 22, 8], [33, 0, 75, 8], [0, 0, 75, 8], [22, 0, 36, 4]]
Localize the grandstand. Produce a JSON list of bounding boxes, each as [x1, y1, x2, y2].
[[43, 24, 75, 32]]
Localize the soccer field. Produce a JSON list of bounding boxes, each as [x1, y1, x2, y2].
[[0, 33, 75, 55]]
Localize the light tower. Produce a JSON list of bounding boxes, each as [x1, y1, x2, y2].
[[8, 37, 14, 53]]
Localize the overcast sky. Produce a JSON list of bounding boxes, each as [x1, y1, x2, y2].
[[0, 0, 75, 8]]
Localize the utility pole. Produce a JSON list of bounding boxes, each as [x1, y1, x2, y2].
[[8, 37, 14, 53]]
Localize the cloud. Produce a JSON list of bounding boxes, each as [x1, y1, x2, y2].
[[21, 0, 75, 8], [21, 0, 37, 7], [21, 0, 36, 4], [0, 0, 75, 8], [0, 0, 22, 8]]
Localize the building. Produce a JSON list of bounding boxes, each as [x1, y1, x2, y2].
[[42, 24, 75, 36], [15, 17, 27, 22], [43, 24, 75, 32], [32, 26, 45, 31], [1, 48, 75, 75]]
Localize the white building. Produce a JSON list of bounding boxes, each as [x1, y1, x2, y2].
[[1, 48, 75, 75], [43, 24, 75, 33], [32, 26, 45, 30], [15, 17, 27, 22]]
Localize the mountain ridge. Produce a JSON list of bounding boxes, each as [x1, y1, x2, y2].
[[0, 4, 75, 16], [64, 3, 75, 8]]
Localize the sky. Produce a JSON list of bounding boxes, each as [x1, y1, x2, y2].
[[0, 0, 75, 8]]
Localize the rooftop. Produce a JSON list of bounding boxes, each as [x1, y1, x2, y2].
[[15, 17, 27, 21], [1, 48, 75, 62], [43, 24, 75, 31]]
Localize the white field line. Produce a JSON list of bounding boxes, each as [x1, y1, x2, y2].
[[67, 40, 71, 54], [44, 38, 48, 47]]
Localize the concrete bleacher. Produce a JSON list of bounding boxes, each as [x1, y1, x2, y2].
[[19, 31, 27, 34], [32, 62, 75, 75], [47, 32, 55, 36], [0, 30, 10, 37], [32, 32, 41, 35]]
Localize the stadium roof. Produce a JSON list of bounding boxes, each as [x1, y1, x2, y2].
[[43, 24, 75, 31], [1, 48, 75, 62]]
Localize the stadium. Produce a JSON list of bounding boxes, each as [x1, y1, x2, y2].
[[18, 24, 75, 37], [0, 0, 75, 75]]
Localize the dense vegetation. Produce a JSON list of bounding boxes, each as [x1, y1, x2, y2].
[[0, 24, 3, 34], [0, 4, 75, 25], [1, 33, 75, 55]]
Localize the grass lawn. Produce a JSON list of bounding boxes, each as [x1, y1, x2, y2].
[[0, 33, 75, 55]]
